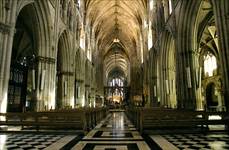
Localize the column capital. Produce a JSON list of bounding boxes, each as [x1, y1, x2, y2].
[[151, 76, 158, 79], [178, 50, 196, 56], [85, 84, 90, 87], [76, 79, 84, 83], [59, 71, 74, 76], [0, 22, 11, 34], [36, 56, 56, 64]]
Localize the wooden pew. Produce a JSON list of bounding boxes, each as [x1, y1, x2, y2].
[[126, 108, 229, 133], [0, 107, 108, 133], [0, 112, 86, 131]]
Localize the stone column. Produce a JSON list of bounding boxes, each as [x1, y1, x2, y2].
[[85, 85, 90, 107], [212, 0, 229, 111], [163, 0, 169, 21], [35, 56, 56, 111], [143, 61, 150, 107], [151, 76, 158, 107], [175, 50, 197, 110], [168, 68, 177, 108], [0, 0, 17, 113], [174, 0, 202, 110], [91, 87, 95, 107], [159, 68, 167, 107], [59, 72, 74, 108], [90, 67, 96, 107], [75, 80, 85, 107]]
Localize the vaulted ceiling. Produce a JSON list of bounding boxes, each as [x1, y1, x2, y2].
[[85, 0, 147, 81]]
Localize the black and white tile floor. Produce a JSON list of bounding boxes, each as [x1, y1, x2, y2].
[[162, 133, 229, 150], [0, 133, 83, 150], [0, 133, 63, 149], [1, 111, 229, 150], [72, 111, 151, 150]]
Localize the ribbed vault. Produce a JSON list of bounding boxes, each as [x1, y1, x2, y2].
[[86, 0, 146, 51], [86, 0, 147, 83], [104, 43, 129, 79]]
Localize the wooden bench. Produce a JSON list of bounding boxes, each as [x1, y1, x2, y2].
[[0, 107, 108, 132], [126, 108, 229, 133], [0, 112, 86, 131]]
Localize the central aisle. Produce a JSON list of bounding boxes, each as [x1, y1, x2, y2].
[[72, 111, 151, 150]]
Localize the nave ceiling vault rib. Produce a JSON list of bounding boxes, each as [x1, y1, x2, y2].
[[85, 0, 147, 78], [86, 0, 147, 53]]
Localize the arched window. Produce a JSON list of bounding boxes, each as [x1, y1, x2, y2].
[[80, 27, 85, 50], [204, 53, 217, 77], [77, 0, 81, 9], [148, 21, 153, 50], [110, 78, 123, 87], [140, 35, 144, 63], [150, 0, 154, 11], [169, 0, 173, 14]]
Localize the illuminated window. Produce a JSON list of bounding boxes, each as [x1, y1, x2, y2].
[[80, 36, 85, 49], [150, 0, 154, 11], [169, 0, 172, 14], [140, 36, 144, 63], [87, 49, 91, 61], [204, 53, 217, 77], [110, 78, 123, 87], [148, 21, 153, 50], [80, 28, 85, 50], [112, 80, 115, 86], [113, 38, 120, 43], [143, 20, 148, 28], [78, 0, 81, 8]]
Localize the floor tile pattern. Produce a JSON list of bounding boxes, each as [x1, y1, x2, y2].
[[0, 133, 65, 150], [163, 133, 229, 150], [1, 111, 229, 150], [72, 112, 150, 150]]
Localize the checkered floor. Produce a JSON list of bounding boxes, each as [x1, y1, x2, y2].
[[72, 111, 151, 150], [0, 111, 151, 150], [163, 133, 229, 150], [0, 133, 65, 149], [1, 111, 229, 150]]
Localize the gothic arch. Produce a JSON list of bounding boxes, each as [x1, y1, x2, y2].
[[149, 47, 159, 107], [175, 0, 202, 109], [159, 30, 176, 108], [194, 1, 218, 56], [16, 0, 34, 16], [74, 48, 86, 107], [192, 0, 224, 111], [57, 30, 72, 72], [56, 30, 72, 108], [21, 0, 52, 57], [177, 0, 202, 53], [6, 1, 52, 112], [67, 0, 75, 31], [11, 0, 53, 58], [211, 0, 229, 111], [75, 49, 82, 80]]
